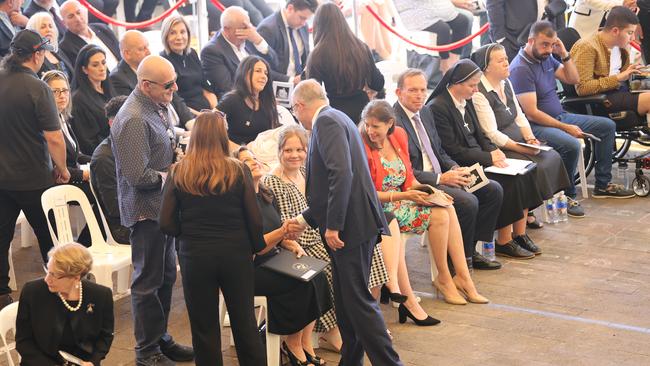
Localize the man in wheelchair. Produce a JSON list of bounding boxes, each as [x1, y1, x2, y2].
[[509, 21, 635, 219], [571, 7, 650, 129]]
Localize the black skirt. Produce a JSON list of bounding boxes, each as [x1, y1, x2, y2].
[[486, 168, 543, 229], [254, 253, 332, 335], [504, 149, 571, 200]]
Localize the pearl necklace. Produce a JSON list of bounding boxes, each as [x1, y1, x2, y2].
[[58, 282, 83, 312]]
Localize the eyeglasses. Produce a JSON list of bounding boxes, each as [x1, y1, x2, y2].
[[51, 88, 70, 96], [44, 267, 68, 280], [145, 78, 177, 89]]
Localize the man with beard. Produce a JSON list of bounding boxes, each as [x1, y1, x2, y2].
[[510, 21, 634, 219]]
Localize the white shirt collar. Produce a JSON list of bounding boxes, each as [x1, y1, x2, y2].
[[398, 101, 418, 120], [311, 104, 327, 127], [224, 36, 246, 54], [447, 88, 466, 110], [280, 9, 290, 29]]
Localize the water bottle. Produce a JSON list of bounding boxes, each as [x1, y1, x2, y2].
[[482, 241, 495, 261], [557, 193, 568, 222], [545, 198, 558, 224], [618, 162, 630, 190]]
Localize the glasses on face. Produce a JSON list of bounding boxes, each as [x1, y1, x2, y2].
[[44, 267, 67, 280], [145, 78, 177, 90], [51, 88, 70, 96]]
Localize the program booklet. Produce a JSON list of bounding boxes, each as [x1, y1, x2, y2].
[[463, 163, 490, 193], [516, 142, 553, 151], [261, 249, 328, 282], [59, 351, 84, 365], [484, 158, 536, 176]]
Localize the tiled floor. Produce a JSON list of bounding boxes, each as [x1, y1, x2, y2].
[[5, 185, 650, 365]]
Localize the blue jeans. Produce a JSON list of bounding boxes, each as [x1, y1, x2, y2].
[[531, 112, 615, 197], [130, 220, 177, 359]]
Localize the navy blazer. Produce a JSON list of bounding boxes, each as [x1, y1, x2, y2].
[[302, 106, 388, 246], [200, 32, 282, 98], [428, 90, 497, 168], [257, 10, 310, 81], [59, 23, 121, 66], [0, 16, 15, 58], [393, 102, 458, 187]]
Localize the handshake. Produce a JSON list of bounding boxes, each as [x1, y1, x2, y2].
[[281, 217, 308, 240]]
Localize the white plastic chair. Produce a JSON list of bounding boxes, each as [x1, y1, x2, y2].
[[0, 302, 20, 366], [87, 177, 130, 246], [15, 212, 36, 249], [400, 232, 437, 282], [40, 185, 132, 299], [218, 294, 281, 366]]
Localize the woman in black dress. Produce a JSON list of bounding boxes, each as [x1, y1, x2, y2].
[[306, 2, 384, 123], [234, 146, 331, 366], [218, 56, 280, 145], [26, 12, 72, 79], [71, 44, 114, 155], [159, 111, 266, 366], [427, 59, 545, 260], [160, 14, 217, 114]]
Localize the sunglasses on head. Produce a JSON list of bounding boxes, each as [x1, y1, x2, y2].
[[145, 78, 176, 89]]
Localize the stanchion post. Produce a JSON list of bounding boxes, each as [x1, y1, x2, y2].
[[196, 0, 209, 52], [352, 0, 359, 37]]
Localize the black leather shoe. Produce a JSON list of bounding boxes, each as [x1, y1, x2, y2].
[[513, 234, 542, 255], [495, 240, 535, 259], [471, 253, 502, 270], [136, 353, 175, 366], [160, 341, 194, 362]]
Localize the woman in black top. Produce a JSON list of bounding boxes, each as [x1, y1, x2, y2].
[[234, 147, 331, 366], [218, 55, 280, 145], [26, 12, 73, 79], [306, 2, 385, 123], [16, 243, 114, 366], [160, 14, 217, 114], [71, 45, 114, 155], [159, 112, 266, 366]]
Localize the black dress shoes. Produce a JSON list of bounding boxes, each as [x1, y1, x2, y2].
[[160, 340, 194, 362], [513, 234, 542, 255], [495, 240, 535, 259], [471, 253, 502, 270]]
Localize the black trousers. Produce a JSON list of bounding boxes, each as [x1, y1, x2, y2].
[[327, 238, 402, 366], [179, 243, 265, 366], [124, 0, 160, 22], [423, 12, 472, 59], [439, 180, 503, 258], [0, 188, 55, 294]]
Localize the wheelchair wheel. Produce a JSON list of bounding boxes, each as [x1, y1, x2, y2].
[[632, 175, 650, 197]]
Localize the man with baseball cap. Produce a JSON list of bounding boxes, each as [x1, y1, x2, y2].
[[0, 29, 69, 308]]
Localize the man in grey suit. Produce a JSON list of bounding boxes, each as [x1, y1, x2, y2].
[[289, 80, 402, 366], [257, 0, 317, 84]]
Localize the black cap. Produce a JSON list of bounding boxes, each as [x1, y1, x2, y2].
[[10, 29, 55, 55]]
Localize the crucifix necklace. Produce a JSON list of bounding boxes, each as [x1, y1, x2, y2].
[[463, 120, 470, 131]]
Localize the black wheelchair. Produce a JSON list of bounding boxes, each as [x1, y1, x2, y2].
[[556, 27, 650, 196]]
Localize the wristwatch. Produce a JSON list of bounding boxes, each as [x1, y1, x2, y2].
[[561, 54, 571, 62]]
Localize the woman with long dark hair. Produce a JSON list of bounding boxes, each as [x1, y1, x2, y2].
[[306, 2, 384, 123], [71, 44, 114, 155], [159, 111, 267, 366], [217, 55, 280, 145]]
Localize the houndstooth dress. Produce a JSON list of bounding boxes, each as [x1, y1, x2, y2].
[[262, 172, 388, 333]]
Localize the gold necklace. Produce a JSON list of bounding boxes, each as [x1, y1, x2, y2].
[[58, 281, 83, 312], [282, 169, 303, 187]]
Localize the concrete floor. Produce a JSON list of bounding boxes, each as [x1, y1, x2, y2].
[[5, 186, 650, 366]]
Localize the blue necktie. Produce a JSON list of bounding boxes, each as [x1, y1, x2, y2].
[[288, 27, 303, 75], [412, 113, 441, 174]]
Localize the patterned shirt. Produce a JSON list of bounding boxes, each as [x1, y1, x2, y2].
[[111, 87, 175, 227], [571, 32, 630, 97]]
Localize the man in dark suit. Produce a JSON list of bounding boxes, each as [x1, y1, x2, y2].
[[58, 0, 120, 68], [289, 80, 402, 366], [23, 0, 66, 41], [200, 5, 280, 98], [393, 69, 503, 270], [0, 0, 23, 57], [110, 30, 193, 126], [486, 0, 538, 61], [257, 0, 316, 84]]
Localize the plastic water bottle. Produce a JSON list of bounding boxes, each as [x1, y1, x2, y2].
[[618, 162, 630, 190], [545, 198, 558, 224], [482, 241, 495, 261], [557, 193, 568, 222]]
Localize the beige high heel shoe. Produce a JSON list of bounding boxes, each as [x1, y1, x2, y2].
[[453, 278, 490, 304], [432, 278, 467, 305]]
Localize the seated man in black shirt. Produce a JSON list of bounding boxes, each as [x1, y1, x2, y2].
[[89, 96, 130, 244]]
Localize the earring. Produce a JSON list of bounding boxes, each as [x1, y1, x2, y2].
[[75, 282, 80, 289]]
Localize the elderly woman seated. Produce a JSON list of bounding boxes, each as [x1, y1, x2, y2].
[[16, 243, 114, 366], [427, 59, 545, 259]]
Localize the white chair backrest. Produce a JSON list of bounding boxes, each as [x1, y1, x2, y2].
[[87, 177, 128, 246], [0, 301, 19, 366], [41, 185, 110, 250]]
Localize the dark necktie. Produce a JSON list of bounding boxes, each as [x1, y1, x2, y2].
[[412, 113, 441, 174], [288, 27, 303, 75]]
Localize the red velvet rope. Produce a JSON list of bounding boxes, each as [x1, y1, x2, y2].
[[78, 0, 188, 29], [364, 5, 489, 52], [209, 0, 226, 12]]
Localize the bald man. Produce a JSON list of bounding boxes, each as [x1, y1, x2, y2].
[[201, 5, 282, 98], [59, 0, 120, 69], [111, 55, 194, 366]]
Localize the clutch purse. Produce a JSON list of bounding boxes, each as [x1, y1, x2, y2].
[[409, 184, 453, 207]]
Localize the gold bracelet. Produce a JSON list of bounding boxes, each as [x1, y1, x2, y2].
[[389, 192, 394, 202]]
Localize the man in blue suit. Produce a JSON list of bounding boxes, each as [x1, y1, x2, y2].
[[289, 80, 403, 366]]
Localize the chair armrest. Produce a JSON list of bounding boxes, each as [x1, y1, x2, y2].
[[561, 94, 607, 106]]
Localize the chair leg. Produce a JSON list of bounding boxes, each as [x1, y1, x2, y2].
[[91, 266, 114, 293], [578, 145, 589, 199], [423, 232, 438, 282], [115, 267, 130, 294], [8, 247, 16, 292]]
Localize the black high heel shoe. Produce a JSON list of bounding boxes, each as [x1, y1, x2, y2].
[[281, 342, 311, 366], [304, 349, 326, 365], [380, 285, 407, 304], [398, 304, 440, 326]]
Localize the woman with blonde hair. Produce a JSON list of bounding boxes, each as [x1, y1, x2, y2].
[[160, 111, 266, 365], [16, 243, 114, 365]]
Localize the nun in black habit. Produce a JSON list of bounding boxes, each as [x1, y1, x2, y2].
[[426, 59, 544, 259], [470, 43, 571, 201]]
